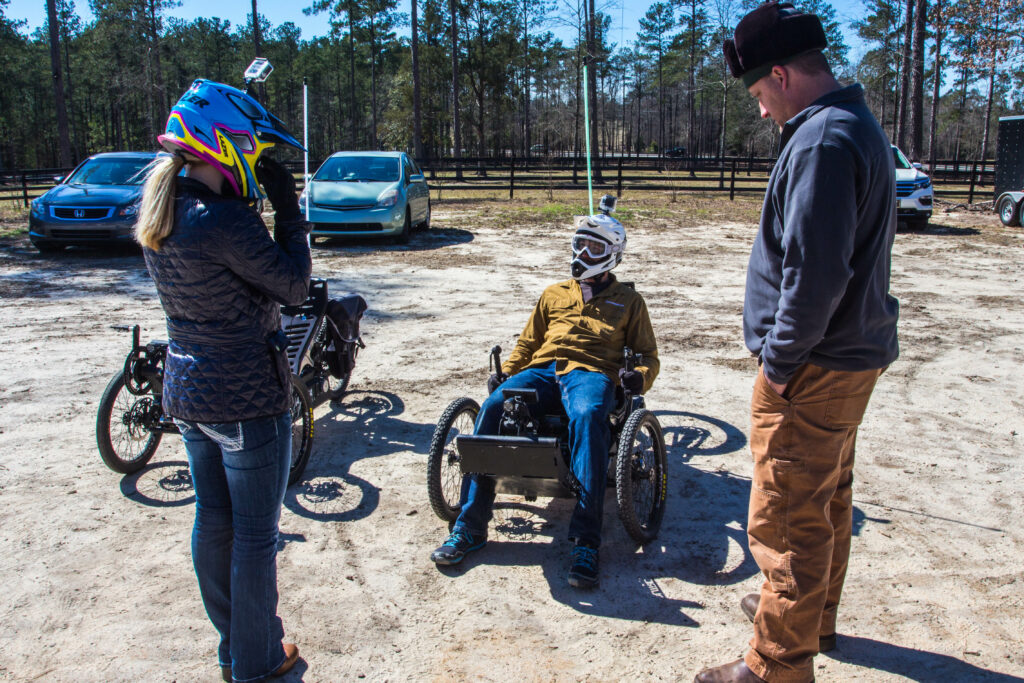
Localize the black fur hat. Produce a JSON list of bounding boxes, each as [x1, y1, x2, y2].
[[723, 1, 827, 88]]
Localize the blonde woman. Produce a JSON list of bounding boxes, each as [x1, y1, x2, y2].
[[136, 79, 310, 682]]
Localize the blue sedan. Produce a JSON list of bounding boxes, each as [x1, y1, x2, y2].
[[301, 151, 430, 244], [29, 151, 162, 253]]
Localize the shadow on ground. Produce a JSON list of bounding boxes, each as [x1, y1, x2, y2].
[[283, 389, 435, 523], [312, 226, 473, 252], [435, 409, 891, 627], [827, 635, 1024, 682]]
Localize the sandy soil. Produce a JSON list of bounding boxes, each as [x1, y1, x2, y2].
[[0, 196, 1022, 682]]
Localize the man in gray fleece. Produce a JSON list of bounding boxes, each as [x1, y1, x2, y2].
[[695, 3, 900, 682]]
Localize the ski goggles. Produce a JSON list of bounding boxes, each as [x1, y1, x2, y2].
[[572, 234, 615, 258]]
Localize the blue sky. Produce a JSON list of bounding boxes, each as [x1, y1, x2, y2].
[[7, 0, 871, 61]]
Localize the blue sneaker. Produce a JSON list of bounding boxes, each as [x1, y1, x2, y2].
[[430, 529, 486, 565], [567, 543, 599, 588]]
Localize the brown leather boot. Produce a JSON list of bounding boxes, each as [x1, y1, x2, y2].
[[693, 659, 766, 683], [272, 643, 300, 677], [739, 593, 836, 652]]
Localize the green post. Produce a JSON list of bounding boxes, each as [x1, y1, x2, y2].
[[583, 64, 594, 215]]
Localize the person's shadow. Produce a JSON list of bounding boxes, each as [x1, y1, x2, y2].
[[827, 635, 1024, 682]]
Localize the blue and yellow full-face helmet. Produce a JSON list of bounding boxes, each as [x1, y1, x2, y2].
[[158, 79, 304, 200]]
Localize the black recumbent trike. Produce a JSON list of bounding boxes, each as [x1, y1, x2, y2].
[[426, 345, 668, 544]]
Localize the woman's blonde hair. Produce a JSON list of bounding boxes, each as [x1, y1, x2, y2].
[[134, 153, 185, 251]]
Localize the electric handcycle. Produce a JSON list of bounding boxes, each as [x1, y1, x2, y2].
[[427, 345, 667, 544], [95, 278, 366, 485]]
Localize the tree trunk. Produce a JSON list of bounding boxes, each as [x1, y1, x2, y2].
[[370, 15, 378, 148], [687, 0, 697, 174], [348, 2, 357, 147], [523, 0, 531, 158], [586, 0, 602, 182], [896, 0, 913, 148], [908, 0, 926, 159], [251, 0, 266, 103], [927, 0, 943, 169], [450, 0, 463, 180], [47, 0, 72, 167], [411, 0, 424, 159]]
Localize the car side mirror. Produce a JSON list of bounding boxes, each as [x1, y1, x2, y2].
[[409, 173, 424, 183], [53, 175, 64, 183], [912, 162, 923, 170]]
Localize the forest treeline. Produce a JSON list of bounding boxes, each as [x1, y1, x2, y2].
[[0, 0, 1021, 171]]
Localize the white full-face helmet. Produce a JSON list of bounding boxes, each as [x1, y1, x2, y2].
[[570, 213, 627, 280]]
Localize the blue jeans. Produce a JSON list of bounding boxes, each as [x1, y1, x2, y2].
[[453, 362, 617, 547], [177, 413, 291, 682]]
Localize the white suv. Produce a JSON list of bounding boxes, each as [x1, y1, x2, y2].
[[893, 145, 933, 228]]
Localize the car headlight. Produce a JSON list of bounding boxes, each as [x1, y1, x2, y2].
[[298, 187, 309, 207], [376, 188, 399, 208], [30, 200, 46, 218], [915, 177, 931, 190], [118, 204, 139, 217]]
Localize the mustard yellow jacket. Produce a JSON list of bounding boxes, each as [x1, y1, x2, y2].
[[502, 277, 660, 393]]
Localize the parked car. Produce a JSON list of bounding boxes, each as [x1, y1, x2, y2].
[[664, 146, 687, 158], [892, 145, 933, 228], [28, 151, 163, 252], [301, 151, 430, 244]]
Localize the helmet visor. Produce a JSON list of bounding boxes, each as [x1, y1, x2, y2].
[[572, 234, 613, 259]]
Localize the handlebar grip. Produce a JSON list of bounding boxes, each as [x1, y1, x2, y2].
[[623, 346, 634, 372], [490, 345, 502, 374]]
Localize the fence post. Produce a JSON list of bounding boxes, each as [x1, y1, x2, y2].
[[729, 160, 736, 201], [509, 157, 515, 200], [616, 157, 623, 197], [22, 174, 29, 207], [968, 162, 977, 204]]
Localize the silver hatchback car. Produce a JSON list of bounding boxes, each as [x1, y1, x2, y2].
[[301, 151, 430, 244]]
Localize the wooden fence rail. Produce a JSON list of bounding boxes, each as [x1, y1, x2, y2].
[[0, 156, 999, 206]]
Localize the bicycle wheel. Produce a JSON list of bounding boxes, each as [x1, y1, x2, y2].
[[427, 397, 479, 522], [96, 369, 162, 474], [615, 409, 667, 544], [288, 375, 314, 486]]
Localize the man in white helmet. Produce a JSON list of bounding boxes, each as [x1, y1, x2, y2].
[[430, 200, 659, 589]]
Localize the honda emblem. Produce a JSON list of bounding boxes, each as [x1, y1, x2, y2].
[[74, 209, 85, 219]]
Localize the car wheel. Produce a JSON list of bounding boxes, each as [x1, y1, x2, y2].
[[394, 208, 411, 245], [997, 196, 1020, 227]]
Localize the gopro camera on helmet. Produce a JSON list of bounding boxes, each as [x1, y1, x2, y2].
[[598, 194, 617, 215]]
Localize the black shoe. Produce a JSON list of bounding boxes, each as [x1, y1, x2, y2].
[[567, 543, 599, 589], [430, 529, 486, 565]]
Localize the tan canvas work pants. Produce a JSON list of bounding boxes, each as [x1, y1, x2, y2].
[[744, 363, 882, 683]]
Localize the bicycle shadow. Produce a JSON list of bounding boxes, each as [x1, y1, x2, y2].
[[283, 389, 435, 523], [119, 459, 195, 507], [826, 635, 1024, 682]]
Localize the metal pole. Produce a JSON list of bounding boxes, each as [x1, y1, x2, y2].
[[583, 63, 593, 215], [303, 77, 310, 221]]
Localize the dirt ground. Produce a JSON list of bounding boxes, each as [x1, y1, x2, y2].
[[0, 193, 1022, 682]]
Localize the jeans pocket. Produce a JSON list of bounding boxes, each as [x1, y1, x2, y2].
[[197, 421, 244, 451]]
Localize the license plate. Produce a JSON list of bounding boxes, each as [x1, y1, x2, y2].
[[900, 199, 916, 209]]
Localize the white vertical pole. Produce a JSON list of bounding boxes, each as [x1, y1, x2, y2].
[[303, 77, 310, 221]]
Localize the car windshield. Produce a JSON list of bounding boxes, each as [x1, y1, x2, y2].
[[892, 147, 913, 170], [65, 158, 152, 185], [315, 156, 401, 183]]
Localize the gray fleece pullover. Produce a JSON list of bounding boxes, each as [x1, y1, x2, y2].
[[744, 84, 900, 384]]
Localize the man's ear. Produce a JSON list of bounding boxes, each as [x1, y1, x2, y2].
[[770, 64, 790, 91]]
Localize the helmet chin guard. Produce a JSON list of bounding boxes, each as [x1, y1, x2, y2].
[[570, 213, 626, 280]]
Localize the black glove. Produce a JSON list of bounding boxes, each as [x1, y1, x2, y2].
[[256, 156, 301, 222], [487, 373, 507, 395], [618, 368, 643, 394]]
